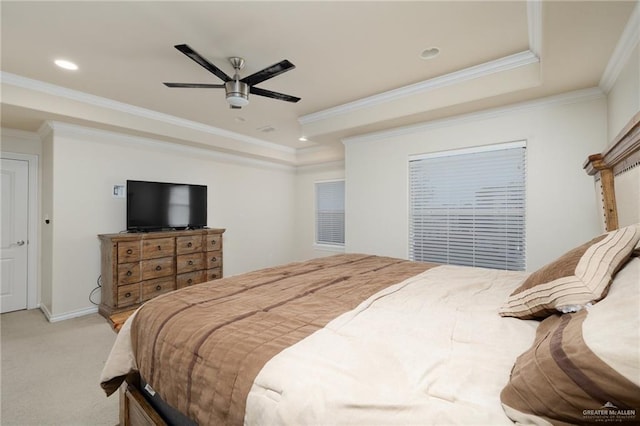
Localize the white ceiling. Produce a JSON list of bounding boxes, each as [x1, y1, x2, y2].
[[1, 1, 636, 165]]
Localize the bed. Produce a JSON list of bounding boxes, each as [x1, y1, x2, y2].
[[101, 113, 640, 426]]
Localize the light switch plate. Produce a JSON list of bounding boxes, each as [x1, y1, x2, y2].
[[113, 184, 125, 198]]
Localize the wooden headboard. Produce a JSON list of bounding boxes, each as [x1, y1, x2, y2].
[[584, 111, 640, 231]]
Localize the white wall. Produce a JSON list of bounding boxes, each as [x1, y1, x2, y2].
[[40, 122, 296, 320], [344, 93, 607, 272], [40, 130, 54, 315], [605, 0, 639, 143], [604, 17, 640, 227], [1, 129, 42, 156], [293, 162, 345, 261], [607, 43, 639, 142]]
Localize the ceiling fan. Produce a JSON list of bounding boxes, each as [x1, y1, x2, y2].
[[163, 44, 301, 109]]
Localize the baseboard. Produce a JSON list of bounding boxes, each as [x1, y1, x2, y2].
[[40, 305, 99, 322], [39, 304, 53, 320]]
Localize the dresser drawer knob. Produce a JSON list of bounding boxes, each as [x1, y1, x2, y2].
[[156, 285, 162, 291], [188, 260, 194, 265], [211, 240, 216, 245], [155, 265, 162, 271], [187, 279, 193, 284], [126, 248, 133, 255], [211, 274, 218, 279], [125, 292, 131, 298], [187, 242, 192, 248], [126, 271, 132, 277], [211, 257, 217, 262], [157, 245, 162, 251]]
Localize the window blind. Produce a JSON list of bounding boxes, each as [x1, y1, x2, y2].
[[316, 180, 345, 246], [409, 142, 526, 271]]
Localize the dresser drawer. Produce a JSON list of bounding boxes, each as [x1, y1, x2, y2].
[[206, 251, 222, 269], [118, 241, 140, 263], [141, 257, 174, 280], [118, 263, 141, 285], [141, 277, 175, 301], [177, 252, 205, 274], [177, 270, 205, 289], [142, 238, 175, 260], [117, 283, 141, 307], [176, 235, 203, 255], [206, 267, 222, 281], [205, 234, 222, 251]]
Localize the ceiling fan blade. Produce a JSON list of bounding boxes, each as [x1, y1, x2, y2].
[[250, 86, 301, 103], [163, 83, 225, 88], [174, 44, 232, 82], [241, 60, 295, 86]]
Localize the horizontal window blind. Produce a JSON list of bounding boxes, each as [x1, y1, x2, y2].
[[316, 180, 345, 246], [409, 142, 526, 271]]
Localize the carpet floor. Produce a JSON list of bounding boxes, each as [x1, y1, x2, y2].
[[1, 309, 119, 425]]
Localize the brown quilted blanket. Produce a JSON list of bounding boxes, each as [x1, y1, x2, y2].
[[129, 254, 435, 425]]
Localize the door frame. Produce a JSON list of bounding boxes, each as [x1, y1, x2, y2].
[[1, 152, 39, 309]]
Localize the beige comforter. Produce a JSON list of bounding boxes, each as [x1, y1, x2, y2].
[[101, 254, 538, 425], [246, 263, 539, 425], [101, 254, 435, 424]]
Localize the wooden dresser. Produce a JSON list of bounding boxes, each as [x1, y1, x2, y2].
[[98, 228, 225, 319]]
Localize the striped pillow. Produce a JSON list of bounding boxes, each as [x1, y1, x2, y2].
[[499, 224, 640, 319], [501, 258, 640, 424]]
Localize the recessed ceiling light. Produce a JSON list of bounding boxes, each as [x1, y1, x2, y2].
[[420, 48, 440, 60], [54, 59, 79, 70], [298, 136, 308, 142]]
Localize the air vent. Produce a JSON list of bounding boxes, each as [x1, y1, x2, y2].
[[257, 125, 276, 133]]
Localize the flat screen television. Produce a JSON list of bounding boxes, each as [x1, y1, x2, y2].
[[126, 180, 207, 232]]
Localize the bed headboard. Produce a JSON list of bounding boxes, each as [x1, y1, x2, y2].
[[584, 111, 640, 231]]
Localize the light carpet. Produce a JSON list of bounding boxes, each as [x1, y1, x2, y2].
[[1, 309, 119, 425]]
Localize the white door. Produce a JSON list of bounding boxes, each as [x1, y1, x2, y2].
[[1, 158, 29, 313]]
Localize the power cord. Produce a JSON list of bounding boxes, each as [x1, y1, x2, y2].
[[89, 275, 101, 305]]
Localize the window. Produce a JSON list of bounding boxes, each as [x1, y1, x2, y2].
[[409, 141, 526, 271], [315, 180, 345, 246]]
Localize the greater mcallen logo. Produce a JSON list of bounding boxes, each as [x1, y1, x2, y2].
[[583, 402, 637, 422]]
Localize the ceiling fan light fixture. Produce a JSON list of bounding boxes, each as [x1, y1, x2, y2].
[[225, 80, 250, 107], [227, 93, 249, 107]]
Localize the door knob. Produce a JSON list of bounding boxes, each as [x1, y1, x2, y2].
[[15, 240, 25, 246]]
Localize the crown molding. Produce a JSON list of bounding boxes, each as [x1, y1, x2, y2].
[[295, 144, 340, 155], [599, 1, 640, 93], [294, 141, 345, 165], [527, 0, 543, 56], [39, 121, 296, 172], [37, 121, 54, 139], [296, 160, 345, 173], [1, 127, 41, 142], [343, 87, 604, 145], [299, 50, 539, 126], [1, 71, 295, 154]]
